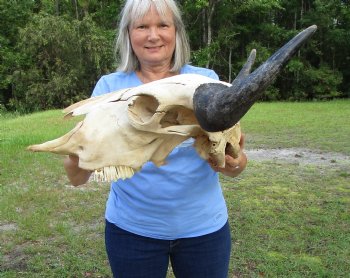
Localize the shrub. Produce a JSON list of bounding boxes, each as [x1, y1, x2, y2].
[[11, 14, 114, 112]]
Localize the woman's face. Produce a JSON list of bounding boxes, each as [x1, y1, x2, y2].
[[129, 5, 176, 69]]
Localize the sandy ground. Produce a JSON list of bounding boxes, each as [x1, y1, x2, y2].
[[246, 148, 350, 168]]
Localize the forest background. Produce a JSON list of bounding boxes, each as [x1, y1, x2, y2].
[[1, 0, 349, 113]]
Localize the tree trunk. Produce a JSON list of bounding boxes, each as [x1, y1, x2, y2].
[[55, 0, 60, 15], [300, 0, 304, 28], [228, 48, 232, 83], [205, 0, 220, 68], [72, 0, 79, 20], [202, 9, 207, 46]]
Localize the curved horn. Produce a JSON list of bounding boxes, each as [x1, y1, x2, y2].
[[233, 49, 257, 83], [193, 25, 317, 132]]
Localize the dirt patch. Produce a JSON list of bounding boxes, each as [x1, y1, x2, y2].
[[1, 244, 28, 272], [0, 223, 18, 232], [246, 148, 350, 168]]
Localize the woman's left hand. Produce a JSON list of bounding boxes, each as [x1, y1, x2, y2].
[[208, 134, 248, 178]]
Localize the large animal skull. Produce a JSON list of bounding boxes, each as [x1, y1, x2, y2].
[[28, 74, 241, 181], [28, 25, 317, 182]]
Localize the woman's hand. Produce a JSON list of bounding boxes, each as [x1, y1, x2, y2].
[[208, 134, 248, 178], [63, 155, 92, 186]]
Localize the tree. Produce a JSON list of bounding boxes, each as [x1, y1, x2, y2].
[[1, 0, 349, 111], [11, 14, 114, 112], [0, 0, 35, 107]]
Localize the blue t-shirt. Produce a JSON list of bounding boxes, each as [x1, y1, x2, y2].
[[92, 65, 228, 240]]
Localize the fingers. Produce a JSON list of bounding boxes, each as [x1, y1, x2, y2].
[[208, 155, 240, 172], [64, 155, 79, 169], [239, 133, 245, 149], [208, 151, 247, 178], [207, 133, 247, 177], [220, 155, 238, 170]]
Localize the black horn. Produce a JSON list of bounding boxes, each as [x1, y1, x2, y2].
[[193, 25, 317, 132]]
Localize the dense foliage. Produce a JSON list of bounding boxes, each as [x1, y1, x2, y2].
[[1, 0, 349, 112]]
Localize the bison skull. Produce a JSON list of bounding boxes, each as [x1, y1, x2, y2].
[[28, 74, 241, 182], [27, 25, 317, 182]]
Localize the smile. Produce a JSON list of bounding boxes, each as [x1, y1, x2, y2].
[[145, 46, 163, 50]]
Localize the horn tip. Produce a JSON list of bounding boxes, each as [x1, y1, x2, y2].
[[306, 25, 318, 34], [249, 49, 257, 60], [310, 24, 317, 29]]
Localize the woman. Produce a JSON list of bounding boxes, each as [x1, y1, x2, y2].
[[64, 0, 247, 277]]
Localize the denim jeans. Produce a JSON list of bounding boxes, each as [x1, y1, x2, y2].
[[105, 220, 231, 278]]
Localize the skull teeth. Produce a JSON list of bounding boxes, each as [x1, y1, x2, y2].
[[93, 166, 135, 182]]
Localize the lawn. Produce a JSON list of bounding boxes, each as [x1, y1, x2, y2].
[[1, 100, 349, 277]]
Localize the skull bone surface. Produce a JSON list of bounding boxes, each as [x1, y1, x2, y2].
[[28, 74, 241, 182]]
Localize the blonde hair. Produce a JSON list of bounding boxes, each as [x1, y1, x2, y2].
[[115, 0, 190, 72]]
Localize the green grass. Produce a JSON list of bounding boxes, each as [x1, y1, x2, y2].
[[223, 161, 350, 277], [241, 100, 350, 154], [1, 100, 349, 277]]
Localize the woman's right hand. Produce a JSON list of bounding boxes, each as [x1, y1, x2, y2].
[[63, 155, 92, 186]]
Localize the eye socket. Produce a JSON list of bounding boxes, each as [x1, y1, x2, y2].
[[128, 95, 198, 128], [128, 95, 159, 124]]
